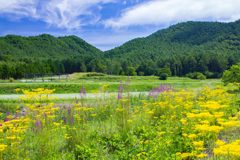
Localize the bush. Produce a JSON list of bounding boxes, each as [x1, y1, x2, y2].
[[222, 64, 240, 85], [186, 72, 206, 80], [138, 72, 145, 76], [156, 67, 172, 76], [126, 67, 137, 76], [159, 73, 168, 80], [197, 73, 206, 80], [9, 77, 14, 83]]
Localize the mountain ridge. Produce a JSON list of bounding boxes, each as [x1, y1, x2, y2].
[[0, 20, 239, 79]]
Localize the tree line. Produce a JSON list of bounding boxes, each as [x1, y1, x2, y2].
[[0, 52, 238, 79]]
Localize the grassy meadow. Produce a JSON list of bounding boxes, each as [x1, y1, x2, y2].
[[0, 73, 221, 94], [0, 73, 240, 159]]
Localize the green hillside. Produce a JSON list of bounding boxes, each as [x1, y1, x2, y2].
[[0, 20, 240, 79], [0, 34, 103, 79], [105, 20, 240, 77]]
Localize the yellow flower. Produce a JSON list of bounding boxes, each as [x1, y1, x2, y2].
[[219, 120, 240, 128], [0, 144, 7, 152], [213, 112, 224, 118], [214, 139, 240, 157], [200, 101, 224, 110], [53, 122, 60, 127], [6, 136, 17, 140], [196, 153, 208, 158], [193, 141, 204, 148], [179, 152, 193, 159], [215, 139, 226, 146], [176, 152, 181, 156], [187, 112, 213, 119], [195, 124, 223, 133], [188, 134, 197, 139], [15, 88, 21, 93], [180, 118, 187, 125]]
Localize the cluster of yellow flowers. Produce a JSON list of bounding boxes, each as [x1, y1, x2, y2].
[[0, 116, 30, 154], [178, 87, 240, 159], [214, 139, 240, 158], [142, 86, 239, 159], [0, 88, 58, 157], [2, 88, 99, 158], [19, 88, 55, 102]]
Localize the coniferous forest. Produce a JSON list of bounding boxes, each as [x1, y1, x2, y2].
[[0, 20, 239, 79]]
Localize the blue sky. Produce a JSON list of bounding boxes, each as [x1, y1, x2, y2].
[[0, 0, 239, 51]]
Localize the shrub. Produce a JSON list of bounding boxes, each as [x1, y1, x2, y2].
[[204, 71, 221, 78], [9, 77, 14, 83], [196, 73, 206, 80], [138, 72, 145, 76], [159, 73, 168, 80], [222, 64, 240, 86], [126, 67, 137, 76], [186, 72, 206, 80], [156, 67, 172, 76]]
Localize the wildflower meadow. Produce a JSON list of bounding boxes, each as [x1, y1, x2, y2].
[[0, 83, 240, 160]]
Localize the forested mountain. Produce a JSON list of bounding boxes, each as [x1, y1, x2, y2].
[[0, 20, 240, 79], [0, 34, 103, 79], [105, 20, 240, 77]]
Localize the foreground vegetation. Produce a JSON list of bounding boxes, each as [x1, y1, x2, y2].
[[0, 83, 239, 159]]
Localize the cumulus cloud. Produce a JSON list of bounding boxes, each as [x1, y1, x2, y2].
[[105, 0, 240, 28], [0, 0, 116, 29]]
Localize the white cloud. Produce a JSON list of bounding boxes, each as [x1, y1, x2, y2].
[[105, 0, 240, 28], [0, 0, 116, 29], [0, 0, 36, 17]]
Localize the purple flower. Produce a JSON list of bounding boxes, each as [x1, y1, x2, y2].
[[35, 119, 42, 128], [4, 112, 11, 122], [117, 81, 124, 100], [63, 117, 67, 124], [44, 112, 47, 119], [4, 118, 10, 122], [68, 107, 72, 115], [118, 92, 122, 99], [149, 84, 173, 98], [70, 117, 74, 125]]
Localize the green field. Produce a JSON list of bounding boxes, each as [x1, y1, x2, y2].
[[0, 73, 222, 113], [0, 73, 221, 95]]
